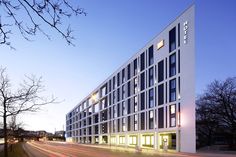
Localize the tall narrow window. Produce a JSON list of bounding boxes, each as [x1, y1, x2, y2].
[[169, 53, 176, 77], [117, 119, 120, 132], [113, 76, 116, 90], [122, 101, 126, 116], [122, 85, 125, 99], [169, 27, 176, 52], [178, 23, 180, 47], [109, 80, 112, 92], [149, 67, 154, 87], [170, 104, 176, 127], [140, 92, 145, 110], [178, 50, 180, 73], [134, 114, 138, 131], [148, 45, 154, 66], [127, 98, 131, 114], [141, 112, 145, 130], [149, 110, 154, 129], [117, 73, 120, 87], [149, 88, 154, 108], [127, 116, 131, 131], [140, 72, 145, 91], [127, 81, 131, 97], [133, 59, 138, 76], [169, 79, 176, 102], [117, 103, 120, 117], [158, 107, 164, 128], [117, 87, 120, 102], [134, 77, 138, 94], [158, 84, 164, 105], [158, 60, 164, 82], [134, 96, 138, 112], [127, 64, 131, 80], [122, 117, 126, 132], [122, 69, 125, 83], [140, 52, 145, 71]]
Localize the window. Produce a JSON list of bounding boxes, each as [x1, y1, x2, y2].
[[129, 136, 137, 145], [101, 110, 107, 121], [94, 114, 99, 124], [119, 136, 125, 144], [127, 81, 131, 97], [127, 64, 131, 80], [134, 77, 138, 94], [94, 103, 99, 113], [158, 60, 164, 82], [158, 107, 164, 128], [127, 116, 131, 131], [122, 85, 125, 99], [113, 120, 116, 133], [169, 27, 176, 52], [169, 79, 176, 102], [113, 91, 116, 104], [178, 50, 180, 73], [149, 67, 154, 87], [117, 119, 120, 132], [113, 105, 117, 118], [111, 136, 116, 144], [140, 72, 145, 91], [158, 84, 164, 105], [113, 76, 116, 90], [101, 85, 107, 97], [122, 101, 126, 116], [169, 53, 176, 77], [101, 98, 107, 109], [88, 107, 92, 115], [133, 59, 138, 76], [141, 112, 145, 130], [149, 88, 154, 108], [170, 104, 176, 127], [117, 103, 120, 117], [122, 68, 125, 83], [134, 96, 138, 112], [101, 122, 107, 134], [109, 80, 112, 92], [148, 45, 154, 66], [117, 73, 120, 87], [178, 23, 180, 47], [140, 52, 145, 71], [134, 114, 138, 131], [117, 88, 120, 102], [149, 110, 154, 129], [127, 99, 131, 114], [140, 92, 145, 110], [142, 135, 154, 147], [122, 117, 126, 132]]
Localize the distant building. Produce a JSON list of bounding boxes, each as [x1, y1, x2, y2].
[[66, 5, 195, 153], [55, 131, 65, 137]]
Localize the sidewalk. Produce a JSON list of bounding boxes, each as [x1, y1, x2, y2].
[[71, 142, 236, 157]]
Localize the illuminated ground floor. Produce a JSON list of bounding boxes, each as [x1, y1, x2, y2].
[[67, 130, 181, 152]]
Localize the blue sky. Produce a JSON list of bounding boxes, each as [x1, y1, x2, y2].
[[0, 0, 236, 132]]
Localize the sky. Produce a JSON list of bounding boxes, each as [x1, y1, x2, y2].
[[0, 0, 236, 133]]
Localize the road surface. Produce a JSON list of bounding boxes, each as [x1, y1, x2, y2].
[[22, 141, 236, 157]]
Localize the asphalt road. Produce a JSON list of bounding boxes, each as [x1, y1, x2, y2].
[[22, 141, 236, 157]]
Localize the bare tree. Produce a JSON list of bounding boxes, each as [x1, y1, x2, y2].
[[0, 0, 86, 48], [0, 67, 56, 157], [196, 77, 236, 149]]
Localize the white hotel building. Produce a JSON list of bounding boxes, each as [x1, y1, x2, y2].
[[66, 5, 195, 153]]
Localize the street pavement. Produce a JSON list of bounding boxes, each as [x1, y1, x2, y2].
[[22, 141, 236, 157]]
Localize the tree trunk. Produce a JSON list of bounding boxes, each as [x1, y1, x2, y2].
[[3, 104, 8, 157]]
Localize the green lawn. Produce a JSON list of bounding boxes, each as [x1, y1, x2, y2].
[[0, 143, 28, 157]]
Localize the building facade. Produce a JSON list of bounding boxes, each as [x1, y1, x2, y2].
[[66, 6, 195, 153]]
